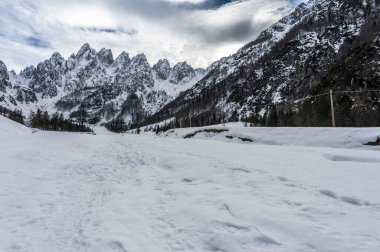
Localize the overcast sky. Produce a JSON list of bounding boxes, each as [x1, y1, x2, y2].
[[0, 0, 304, 72]]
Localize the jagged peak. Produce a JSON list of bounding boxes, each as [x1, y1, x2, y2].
[[153, 59, 171, 80], [153, 59, 170, 70], [49, 52, 64, 66], [0, 60, 10, 90], [68, 53, 76, 60], [0, 60, 7, 71], [97, 48, 114, 65], [98, 48, 112, 55], [23, 65, 35, 72], [157, 58, 170, 64], [114, 51, 130, 63], [113, 51, 130, 69], [117, 51, 130, 60], [173, 61, 193, 70], [76, 43, 94, 58], [130, 53, 149, 66], [132, 53, 147, 60], [50, 52, 63, 59]]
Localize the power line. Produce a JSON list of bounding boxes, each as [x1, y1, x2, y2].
[[277, 89, 380, 105], [333, 89, 380, 94]]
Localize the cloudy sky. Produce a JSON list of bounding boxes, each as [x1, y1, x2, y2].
[[0, 0, 304, 72]]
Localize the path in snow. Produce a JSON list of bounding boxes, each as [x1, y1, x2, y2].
[[0, 123, 380, 251]]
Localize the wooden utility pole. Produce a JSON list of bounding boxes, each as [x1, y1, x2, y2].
[[330, 90, 336, 127]]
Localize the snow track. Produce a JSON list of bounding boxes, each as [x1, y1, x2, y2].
[[1, 118, 380, 251]]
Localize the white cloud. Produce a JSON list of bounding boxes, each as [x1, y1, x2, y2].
[[0, 0, 302, 72], [55, 5, 118, 28]]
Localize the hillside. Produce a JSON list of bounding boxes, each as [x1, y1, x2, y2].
[[147, 0, 380, 128]]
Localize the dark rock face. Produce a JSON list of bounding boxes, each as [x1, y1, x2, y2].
[[15, 87, 38, 104], [27, 53, 65, 98], [97, 48, 114, 66], [170, 62, 196, 84], [8, 95, 17, 106], [113, 52, 130, 71], [153, 59, 171, 80], [76, 43, 93, 59], [20, 66, 35, 79], [0, 60, 11, 93]]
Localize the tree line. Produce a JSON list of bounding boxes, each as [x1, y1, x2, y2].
[[0, 105, 24, 124], [29, 109, 93, 132]]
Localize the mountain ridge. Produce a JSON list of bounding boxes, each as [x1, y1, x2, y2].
[[1, 0, 379, 129], [0, 44, 206, 126], [145, 0, 380, 128]]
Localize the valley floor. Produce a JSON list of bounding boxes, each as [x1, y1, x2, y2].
[[1, 117, 380, 252]]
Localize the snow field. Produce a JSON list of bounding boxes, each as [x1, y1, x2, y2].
[[1, 116, 380, 251]]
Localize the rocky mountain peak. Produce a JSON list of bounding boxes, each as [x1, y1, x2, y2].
[[130, 53, 150, 69], [131, 53, 147, 61], [20, 65, 35, 79], [76, 43, 95, 59], [171, 61, 196, 83], [153, 59, 171, 80], [0, 60, 11, 92], [113, 51, 130, 70], [50, 52, 63, 59], [0, 41, 206, 125], [49, 52, 65, 67], [97, 48, 114, 66], [0, 60, 8, 75]]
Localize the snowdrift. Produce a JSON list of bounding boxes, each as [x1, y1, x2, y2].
[[0, 116, 31, 136], [160, 123, 380, 148]]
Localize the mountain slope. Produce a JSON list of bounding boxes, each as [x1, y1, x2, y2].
[[147, 0, 380, 127], [0, 45, 205, 126]]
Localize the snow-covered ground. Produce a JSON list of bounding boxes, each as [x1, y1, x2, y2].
[[1, 116, 380, 252], [158, 122, 380, 148]]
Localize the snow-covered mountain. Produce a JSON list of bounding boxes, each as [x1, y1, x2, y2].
[[148, 0, 380, 127], [0, 44, 205, 125], [1, 0, 379, 128]]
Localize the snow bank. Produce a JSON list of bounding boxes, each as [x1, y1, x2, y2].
[[160, 123, 380, 148], [0, 115, 31, 136]]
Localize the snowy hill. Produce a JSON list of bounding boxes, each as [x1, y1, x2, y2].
[[0, 115, 30, 135]]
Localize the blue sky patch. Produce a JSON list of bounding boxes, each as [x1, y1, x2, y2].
[[180, 0, 239, 10], [25, 36, 51, 48]]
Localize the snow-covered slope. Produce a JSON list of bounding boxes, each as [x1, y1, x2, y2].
[[0, 44, 205, 125], [149, 0, 380, 127], [1, 115, 380, 251], [0, 115, 30, 135]]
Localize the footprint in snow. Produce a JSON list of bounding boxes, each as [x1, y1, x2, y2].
[[320, 190, 365, 206], [107, 241, 128, 252]]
